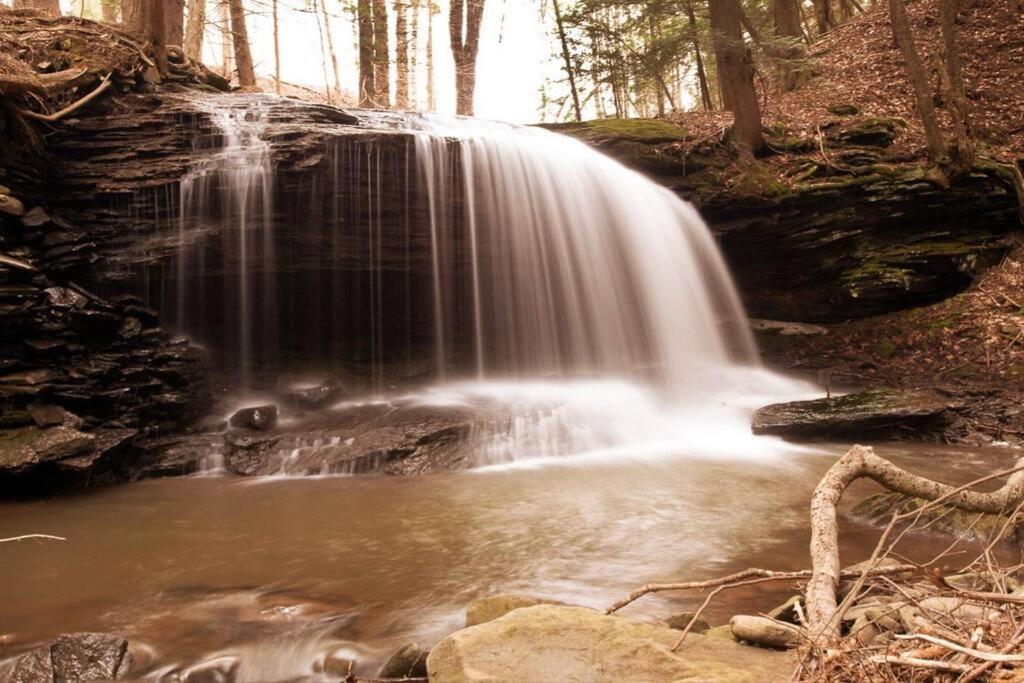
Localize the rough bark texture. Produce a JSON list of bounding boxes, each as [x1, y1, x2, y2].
[[357, 0, 375, 107], [372, 0, 390, 107], [120, 0, 141, 30], [165, 0, 185, 47], [773, 0, 805, 91], [227, 0, 256, 87], [939, 0, 973, 169], [812, 0, 836, 34], [708, 0, 764, 153], [687, 0, 714, 111], [183, 0, 205, 61], [888, 0, 947, 164], [449, 0, 485, 116], [395, 0, 410, 109]]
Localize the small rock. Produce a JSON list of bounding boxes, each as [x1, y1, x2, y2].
[[28, 404, 83, 429], [0, 193, 25, 217], [729, 615, 801, 649], [10, 632, 132, 682], [229, 405, 278, 431], [21, 206, 51, 227], [665, 612, 711, 633], [180, 655, 239, 683], [376, 642, 428, 679], [281, 380, 345, 410], [827, 104, 860, 116], [323, 648, 357, 677]]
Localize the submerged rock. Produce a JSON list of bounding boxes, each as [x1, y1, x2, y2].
[[376, 642, 428, 679], [851, 491, 1023, 542], [229, 405, 278, 431], [280, 380, 345, 410], [9, 632, 133, 682], [427, 605, 794, 682], [751, 389, 956, 439]]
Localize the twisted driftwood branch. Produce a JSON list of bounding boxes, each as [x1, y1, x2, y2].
[[806, 445, 1024, 645]]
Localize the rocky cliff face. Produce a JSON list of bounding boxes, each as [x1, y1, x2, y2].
[[549, 118, 1022, 323]]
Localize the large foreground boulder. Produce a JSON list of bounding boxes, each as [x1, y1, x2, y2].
[[427, 605, 794, 682], [751, 389, 956, 439]]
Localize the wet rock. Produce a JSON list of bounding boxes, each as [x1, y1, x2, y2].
[[427, 605, 794, 682], [376, 643, 428, 679], [466, 595, 565, 627], [323, 649, 357, 678], [27, 403, 83, 428], [751, 389, 956, 439], [224, 432, 281, 476], [729, 615, 801, 649], [0, 426, 96, 474], [280, 380, 345, 409], [750, 319, 828, 336], [9, 632, 132, 682], [229, 405, 278, 431]]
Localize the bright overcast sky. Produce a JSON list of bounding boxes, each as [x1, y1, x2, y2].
[[226, 0, 560, 123]]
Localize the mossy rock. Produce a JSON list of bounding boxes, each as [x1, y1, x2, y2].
[[751, 389, 956, 439], [543, 118, 690, 145], [824, 117, 906, 148], [428, 605, 794, 682]]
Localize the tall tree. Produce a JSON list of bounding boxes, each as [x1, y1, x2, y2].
[[13, 0, 61, 15], [227, 0, 257, 87], [888, 0, 946, 164], [219, 0, 234, 78], [773, 0, 805, 91], [449, 0, 486, 116], [318, 0, 343, 103], [427, 1, 437, 110], [708, 0, 764, 154], [272, 0, 281, 94], [184, 0, 206, 61], [811, 0, 836, 34], [552, 0, 582, 121], [939, 0, 973, 168], [165, 0, 185, 46], [357, 0, 376, 106], [373, 0, 391, 107], [121, 0, 142, 30], [410, 0, 421, 107], [686, 0, 714, 110], [142, 0, 168, 75], [101, 0, 117, 21], [396, 0, 411, 108]]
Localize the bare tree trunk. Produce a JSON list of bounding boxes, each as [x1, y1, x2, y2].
[[685, 0, 713, 111], [812, 0, 836, 34], [427, 1, 436, 111], [358, 0, 375, 107], [184, 0, 206, 61], [939, 0, 973, 169], [395, 0, 410, 109], [121, 0, 142, 30], [773, 0, 805, 91], [219, 0, 234, 79], [373, 0, 391, 107], [888, 0, 947, 164], [552, 0, 581, 121], [165, 0, 185, 46], [318, 0, 343, 103], [228, 0, 256, 88], [271, 0, 280, 94], [708, 0, 763, 154], [314, 0, 333, 103], [449, 0, 485, 116], [143, 0, 168, 75], [14, 0, 61, 16], [101, 0, 117, 21], [410, 0, 421, 107]]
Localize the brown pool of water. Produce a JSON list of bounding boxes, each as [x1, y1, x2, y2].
[[0, 442, 1018, 680]]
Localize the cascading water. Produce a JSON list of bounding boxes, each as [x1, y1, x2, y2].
[[140, 97, 811, 468], [175, 101, 274, 387]]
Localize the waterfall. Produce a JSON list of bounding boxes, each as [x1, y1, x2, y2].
[[132, 97, 813, 467], [176, 100, 274, 388], [411, 116, 758, 392]]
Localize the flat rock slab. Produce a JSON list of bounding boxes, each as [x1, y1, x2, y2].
[[751, 389, 956, 439], [427, 605, 794, 683]]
